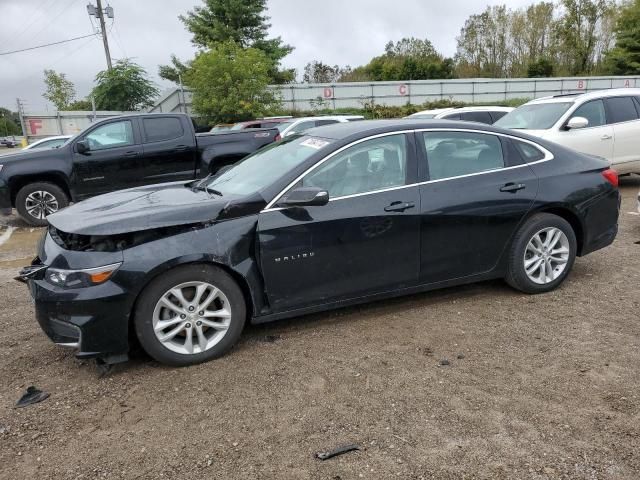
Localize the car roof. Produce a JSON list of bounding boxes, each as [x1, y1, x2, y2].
[[303, 118, 526, 141], [528, 87, 640, 105]]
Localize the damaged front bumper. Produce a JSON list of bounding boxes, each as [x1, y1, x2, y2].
[[18, 234, 132, 361]]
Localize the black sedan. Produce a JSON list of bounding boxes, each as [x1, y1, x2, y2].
[[19, 120, 620, 367]]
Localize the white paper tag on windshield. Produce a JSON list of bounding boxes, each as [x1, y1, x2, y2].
[[300, 138, 330, 149]]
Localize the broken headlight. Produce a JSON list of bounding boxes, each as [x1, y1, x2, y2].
[[45, 262, 122, 288]]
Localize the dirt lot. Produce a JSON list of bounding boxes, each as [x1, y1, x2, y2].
[[0, 179, 638, 480]]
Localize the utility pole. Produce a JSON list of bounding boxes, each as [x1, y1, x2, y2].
[[87, 1, 113, 70], [16, 98, 27, 143]]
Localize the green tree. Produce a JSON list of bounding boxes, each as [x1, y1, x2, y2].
[[303, 61, 345, 83], [160, 0, 294, 84], [184, 41, 281, 123], [527, 58, 555, 77], [158, 55, 191, 84], [0, 107, 21, 136], [554, 0, 616, 75], [42, 70, 75, 110], [66, 98, 94, 110], [92, 59, 159, 111], [605, 0, 640, 74], [340, 37, 454, 82]]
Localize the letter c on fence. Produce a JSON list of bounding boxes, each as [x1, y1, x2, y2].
[[323, 87, 333, 99], [399, 84, 408, 96]]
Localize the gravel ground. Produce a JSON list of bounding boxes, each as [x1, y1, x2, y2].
[[0, 179, 639, 480]]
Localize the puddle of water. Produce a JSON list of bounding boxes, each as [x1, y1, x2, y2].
[[0, 226, 16, 248]]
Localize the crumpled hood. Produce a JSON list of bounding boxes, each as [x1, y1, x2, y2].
[[47, 181, 263, 236]]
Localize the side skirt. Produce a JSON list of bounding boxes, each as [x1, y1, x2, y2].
[[251, 270, 504, 325]]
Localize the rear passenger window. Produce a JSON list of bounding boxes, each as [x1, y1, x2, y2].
[[605, 97, 639, 124], [460, 111, 493, 124], [572, 100, 606, 127], [143, 117, 184, 143], [514, 141, 545, 162], [424, 132, 504, 180]]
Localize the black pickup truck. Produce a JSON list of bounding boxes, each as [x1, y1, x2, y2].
[[0, 113, 278, 225]]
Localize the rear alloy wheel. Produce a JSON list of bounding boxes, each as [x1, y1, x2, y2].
[[506, 213, 577, 294], [134, 264, 246, 366], [15, 182, 69, 227]]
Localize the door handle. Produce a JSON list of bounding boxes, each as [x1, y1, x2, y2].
[[123, 151, 139, 157], [384, 201, 415, 212], [500, 182, 526, 193], [174, 145, 189, 151], [601, 134, 612, 140]]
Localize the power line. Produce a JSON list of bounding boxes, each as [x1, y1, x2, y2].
[[0, 33, 98, 56]]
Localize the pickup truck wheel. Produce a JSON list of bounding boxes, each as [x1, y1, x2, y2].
[[134, 264, 246, 367], [15, 182, 69, 226]]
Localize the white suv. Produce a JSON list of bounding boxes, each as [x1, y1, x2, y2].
[[495, 88, 640, 175]]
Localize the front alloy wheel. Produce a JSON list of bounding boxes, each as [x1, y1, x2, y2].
[[15, 182, 70, 227], [25, 190, 59, 220], [153, 281, 232, 355], [134, 264, 246, 366]]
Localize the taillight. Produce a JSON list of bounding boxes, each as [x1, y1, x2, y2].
[[274, 133, 281, 142], [601, 168, 618, 187]]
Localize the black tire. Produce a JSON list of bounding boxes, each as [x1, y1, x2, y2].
[[134, 264, 246, 367], [505, 213, 577, 294], [15, 182, 69, 227]]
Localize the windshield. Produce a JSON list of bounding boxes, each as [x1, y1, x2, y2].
[[202, 135, 334, 196], [495, 102, 573, 130]]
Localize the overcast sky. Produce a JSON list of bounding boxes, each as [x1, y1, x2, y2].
[[0, 0, 535, 112]]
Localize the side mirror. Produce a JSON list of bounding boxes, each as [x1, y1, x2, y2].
[[76, 139, 90, 154], [281, 187, 329, 207], [566, 116, 589, 130]]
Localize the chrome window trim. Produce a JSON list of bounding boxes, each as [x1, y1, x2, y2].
[[261, 128, 554, 212]]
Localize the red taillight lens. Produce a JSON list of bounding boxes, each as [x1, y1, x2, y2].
[[601, 168, 618, 187], [274, 133, 281, 142]]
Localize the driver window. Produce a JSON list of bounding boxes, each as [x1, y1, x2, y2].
[[302, 134, 407, 198], [85, 120, 134, 150], [572, 100, 606, 128]]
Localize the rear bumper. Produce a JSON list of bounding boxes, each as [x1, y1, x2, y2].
[[580, 188, 620, 256]]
